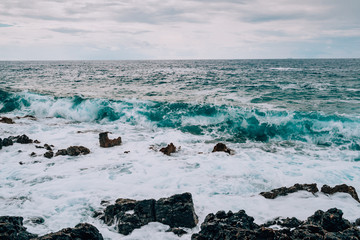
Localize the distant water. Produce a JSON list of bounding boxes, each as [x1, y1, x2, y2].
[[0, 59, 360, 239]]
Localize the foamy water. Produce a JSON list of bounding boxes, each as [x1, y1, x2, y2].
[[1, 59, 360, 239]]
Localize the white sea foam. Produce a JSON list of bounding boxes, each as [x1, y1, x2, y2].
[[1, 115, 360, 239]]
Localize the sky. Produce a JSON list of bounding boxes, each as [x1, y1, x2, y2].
[[0, 0, 359, 60]]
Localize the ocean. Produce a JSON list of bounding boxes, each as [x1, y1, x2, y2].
[[0, 59, 360, 239]]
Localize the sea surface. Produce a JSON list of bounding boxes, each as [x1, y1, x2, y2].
[[0, 59, 360, 239]]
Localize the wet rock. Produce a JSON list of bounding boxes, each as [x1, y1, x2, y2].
[[321, 184, 360, 203], [28, 217, 45, 225], [355, 218, 360, 226], [44, 151, 54, 159], [160, 143, 177, 156], [192, 208, 360, 240], [2, 138, 13, 147], [66, 146, 90, 156], [34, 140, 40, 144], [191, 210, 259, 240], [44, 144, 52, 151], [36, 223, 103, 240], [155, 192, 198, 228], [0, 216, 38, 240], [99, 132, 122, 148], [99, 192, 197, 235], [16, 135, 33, 144], [262, 216, 303, 229], [0, 138, 2, 150], [260, 183, 319, 199], [166, 227, 187, 237], [55, 149, 68, 156], [30, 152, 36, 157], [0, 117, 14, 124], [306, 208, 352, 232], [212, 143, 233, 154]]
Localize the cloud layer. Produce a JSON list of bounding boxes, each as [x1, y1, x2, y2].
[[0, 0, 359, 60]]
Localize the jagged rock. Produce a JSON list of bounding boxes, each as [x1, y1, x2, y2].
[[306, 208, 352, 232], [155, 192, 198, 228], [0, 117, 14, 124], [0, 216, 38, 240], [99, 193, 198, 235], [160, 143, 177, 156], [44, 151, 54, 159], [55, 149, 68, 156], [36, 223, 103, 240], [260, 183, 319, 199], [321, 184, 360, 203], [28, 217, 45, 225], [99, 132, 122, 148], [212, 143, 233, 154], [30, 152, 36, 157], [191, 210, 259, 240], [2, 138, 13, 147], [66, 146, 90, 156], [192, 208, 360, 240], [355, 218, 360, 226], [16, 135, 33, 144], [166, 227, 187, 237]]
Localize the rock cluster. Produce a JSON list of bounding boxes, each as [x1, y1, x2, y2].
[[260, 183, 360, 203], [97, 192, 198, 235], [99, 132, 122, 148], [192, 208, 360, 240], [0, 216, 103, 240]]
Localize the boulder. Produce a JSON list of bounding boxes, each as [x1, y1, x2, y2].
[[35, 223, 103, 240], [160, 143, 177, 156], [99, 192, 198, 235], [44, 151, 54, 159], [0, 216, 38, 240], [260, 183, 319, 199], [99, 132, 122, 148], [66, 146, 90, 156], [0, 117, 14, 124], [16, 135, 33, 144], [306, 208, 352, 232], [321, 184, 360, 203], [212, 143, 233, 154], [55, 149, 68, 156], [2, 138, 13, 147]]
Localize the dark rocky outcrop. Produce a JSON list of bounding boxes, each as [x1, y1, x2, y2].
[[67, 146, 90, 156], [0, 216, 38, 240], [321, 184, 360, 203], [0, 117, 14, 124], [98, 192, 198, 235], [2, 138, 13, 147], [260, 183, 319, 199], [212, 143, 233, 154], [160, 143, 177, 156], [262, 216, 303, 229], [44, 151, 54, 159], [15, 135, 33, 144], [35, 223, 103, 240], [166, 227, 187, 237], [192, 208, 360, 240], [55, 146, 90, 157], [99, 132, 122, 148]]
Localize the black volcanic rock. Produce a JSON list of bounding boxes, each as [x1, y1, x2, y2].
[[2, 138, 13, 147], [99, 192, 198, 235], [16, 135, 33, 144], [192, 208, 360, 240], [0, 117, 14, 124], [35, 223, 103, 240], [0, 216, 37, 240], [55, 149, 68, 156], [44, 151, 54, 159], [260, 183, 319, 199], [321, 184, 360, 203]]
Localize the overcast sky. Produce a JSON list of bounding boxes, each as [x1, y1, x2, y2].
[[0, 0, 359, 60]]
